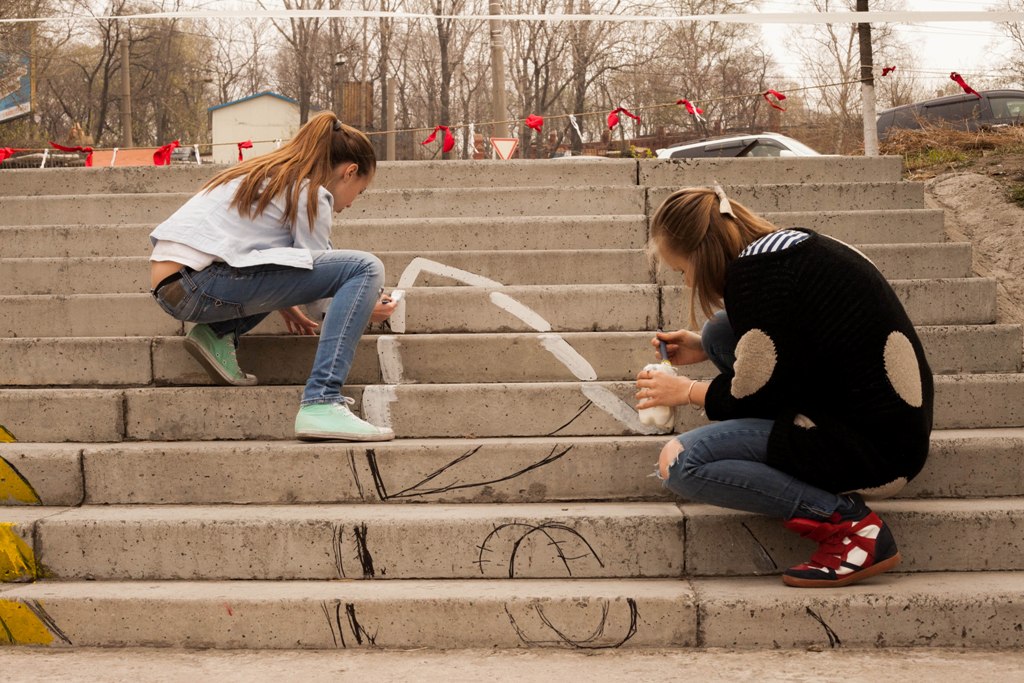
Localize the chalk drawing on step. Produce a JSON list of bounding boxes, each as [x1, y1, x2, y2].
[[475, 521, 604, 578], [0, 599, 72, 646], [320, 600, 378, 648], [504, 598, 639, 649], [0, 524, 38, 583], [0, 455, 42, 505]]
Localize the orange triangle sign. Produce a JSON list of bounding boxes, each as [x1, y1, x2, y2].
[[490, 137, 519, 160]]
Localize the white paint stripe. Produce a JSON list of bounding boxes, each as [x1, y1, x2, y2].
[[361, 385, 398, 429], [489, 292, 552, 332], [377, 336, 404, 385], [581, 384, 666, 436], [538, 334, 597, 381], [397, 257, 504, 289], [390, 298, 407, 334]]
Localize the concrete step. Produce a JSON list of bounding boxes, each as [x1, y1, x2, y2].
[[30, 503, 684, 580], [3, 428, 1023, 507], [0, 157, 904, 197], [16, 498, 1022, 581], [0, 182, 921, 227], [0, 243, 974, 295], [647, 182, 925, 213], [0, 210, 944, 258], [2, 573, 1022, 648], [0, 278, 997, 338], [662, 278, 998, 329], [0, 648, 1021, 680], [639, 155, 904, 185], [0, 187, 648, 226], [3, 374, 1024, 443], [2, 325, 1019, 389]]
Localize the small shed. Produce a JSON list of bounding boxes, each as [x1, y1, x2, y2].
[[208, 91, 300, 165]]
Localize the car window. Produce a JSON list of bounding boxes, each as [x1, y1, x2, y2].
[[671, 146, 708, 159], [924, 99, 983, 123], [989, 97, 1024, 121], [740, 140, 785, 157]]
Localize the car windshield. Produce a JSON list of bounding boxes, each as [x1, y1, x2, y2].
[[775, 137, 820, 155]]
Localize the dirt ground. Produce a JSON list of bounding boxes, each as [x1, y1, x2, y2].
[[924, 162, 1024, 335]]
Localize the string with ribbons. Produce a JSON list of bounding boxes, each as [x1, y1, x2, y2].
[[0, 69, 985, 164]]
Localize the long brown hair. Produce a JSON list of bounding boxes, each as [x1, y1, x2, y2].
[[650, 187, 778, 328], [203, 111, 376, 230]]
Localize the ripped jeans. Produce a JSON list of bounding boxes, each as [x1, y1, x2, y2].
[[659, 311, 842, 521]]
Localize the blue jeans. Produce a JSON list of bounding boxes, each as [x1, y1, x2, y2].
[[660, 311, 841, 521], [154, 250, 384, 406]]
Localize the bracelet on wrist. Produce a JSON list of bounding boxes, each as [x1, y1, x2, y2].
[[686, 380, 702, 410]]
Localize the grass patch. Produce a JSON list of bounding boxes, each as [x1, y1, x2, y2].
[[880, 125, 1024, 177], [1008, 184, 1024, 208]]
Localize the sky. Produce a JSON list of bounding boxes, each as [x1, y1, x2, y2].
[[757, 0, 1016, 89]]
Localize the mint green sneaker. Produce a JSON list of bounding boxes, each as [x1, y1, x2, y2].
[[184, 324, 257, 386], [295, 398, 395, 442]]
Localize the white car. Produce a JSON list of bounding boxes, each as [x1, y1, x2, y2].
[[656, 133, 822, 159]]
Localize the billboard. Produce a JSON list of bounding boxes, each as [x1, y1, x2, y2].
[[0, 32, 32, 124]]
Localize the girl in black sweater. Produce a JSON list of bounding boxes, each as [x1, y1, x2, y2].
[[636, 186, 933, 588]]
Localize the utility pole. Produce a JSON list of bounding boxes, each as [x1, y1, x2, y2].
[[488, 0, 507, 142], [119, 22, 133, 148], [857, 0, 879, 156]]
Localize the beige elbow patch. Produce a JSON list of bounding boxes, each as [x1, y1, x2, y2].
[[846, 477, 908, 500], [793, 414, 816, 429], [884, 331, 923, 408], [731, 328, 777, 399]]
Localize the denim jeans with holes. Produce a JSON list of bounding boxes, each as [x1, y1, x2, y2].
[[660, 310, 841, 521], [153, 250, 384, 406]]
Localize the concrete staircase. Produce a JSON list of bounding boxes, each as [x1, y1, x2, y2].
[[1, 158, 1023, 651]]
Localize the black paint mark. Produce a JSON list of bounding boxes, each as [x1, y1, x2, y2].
[[347, 450, 366, 500], [346, 603, 378, 646], [353, 524, 376, 578], [320, 600, 346, 649], [477, 521, 604, 578], [740, 522, 778, 571], [505, 598, 639, 649], [365, 449, 389, 501], [547, 400, 594, 436], [370, 444, 573, 501], [331, 524, 345, 578], [24, 600, 72, 645], [805, 606, 842, 648]]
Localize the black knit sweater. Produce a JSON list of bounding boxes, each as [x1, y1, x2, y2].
[[703, 229, 934, 494]]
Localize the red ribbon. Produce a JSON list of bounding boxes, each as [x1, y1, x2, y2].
[[153, 139, 181, 166], [49, 141, 94, 167], [421, 125, 455, 153], [950, 72, 981, 99], [607, 107, 640, 130], [0, 148, 19, 164], [237, 140, 253, 162], [881, 66, 896, 77], [525, 114, 544, 133], [676, 99, 704, 118], [763, 89, 787, 111]]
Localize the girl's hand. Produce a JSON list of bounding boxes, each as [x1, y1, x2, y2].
[[636, 369, 695, 410], [371, 296, 399, 323], [279, 306, 320, 335], [651, 329, 707, 365]]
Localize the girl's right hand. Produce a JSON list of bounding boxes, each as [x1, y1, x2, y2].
[[651, 329, 708, 365]]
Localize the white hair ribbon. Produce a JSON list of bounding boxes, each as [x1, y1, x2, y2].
[[713, 183, 735, 217]]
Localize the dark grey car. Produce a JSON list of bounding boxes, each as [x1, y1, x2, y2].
[[877, 89, 1024, 140]]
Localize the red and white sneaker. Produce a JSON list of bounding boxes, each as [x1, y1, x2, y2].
[[782, 494, 901, 588]]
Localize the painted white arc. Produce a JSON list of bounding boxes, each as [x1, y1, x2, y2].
[[538, 334, 597, 381]]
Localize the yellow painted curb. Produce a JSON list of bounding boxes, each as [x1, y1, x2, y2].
[[0, 599, 71, 646], [0, 524, 37, 583]]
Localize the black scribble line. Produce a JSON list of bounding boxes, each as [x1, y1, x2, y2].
[[0, 456, 42, 505], [805, 606, 842, 648], [23, 600, 71, 645], [347, 450, 365, 500], [320, 600, 346, 648], [353, 524, 376, 578], [504, 598, 640, 649], [389, 445, 574, 500], [390, 445, 485, 498], [331, 524, 346, 578], [346, 603, 378, 646], [0, 614, 15, 644], [365, 449, 390, 501], [740, 522, 779, 571], [547, 400, 594, 436], [478, 522, 604, 578]]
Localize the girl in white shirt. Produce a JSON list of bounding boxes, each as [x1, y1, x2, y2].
[[150, 112, 396, 441]]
